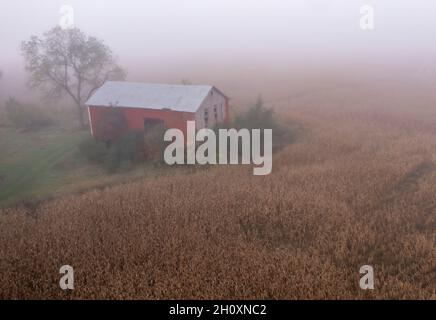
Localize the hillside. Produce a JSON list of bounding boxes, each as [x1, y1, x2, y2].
[[1, 81, 435, 298], [0, 127, 183, 207]]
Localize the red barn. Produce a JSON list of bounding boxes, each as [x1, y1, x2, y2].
[[86, 81, 229, 141]]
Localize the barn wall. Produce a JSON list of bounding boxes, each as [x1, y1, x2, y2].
[[88, 105, 195, 140], [195, 88, 229, 129]]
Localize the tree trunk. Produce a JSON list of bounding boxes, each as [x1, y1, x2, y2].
[[77, 103, 86, 129]]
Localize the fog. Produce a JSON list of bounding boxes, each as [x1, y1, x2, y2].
[[1, 0, 436, 103]]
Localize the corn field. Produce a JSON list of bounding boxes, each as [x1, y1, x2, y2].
[[0, 92, 435, 299]]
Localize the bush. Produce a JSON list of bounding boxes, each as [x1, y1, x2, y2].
[[79, 130, 144, 174], [94, 108, 128, 142], [105, 131, 144, 173], [233, 96, 277, 131], [216, 96, 296, 154], [78, 136, 108, 164], [5, 97, 53, 130], [144, 123, 167, 163]]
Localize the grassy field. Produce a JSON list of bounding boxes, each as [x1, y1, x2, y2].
[[0, 127, 175, 207], [0, 77, 435, 299], [0, 127, 85, 205]]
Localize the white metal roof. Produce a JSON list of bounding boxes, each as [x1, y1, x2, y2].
[[86, 81, 214, 113]]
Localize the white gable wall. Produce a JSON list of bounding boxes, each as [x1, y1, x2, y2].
[[195, 88, 227, 129]]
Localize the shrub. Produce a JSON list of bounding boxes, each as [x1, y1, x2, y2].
[[80, 130, 145, 173], [144, 122, 167, 163], [5, 97, 53, 130], [215, 96, 296, 156], [78, 136, 108, 164], [85, 106, 144, 173], [94, 108, 128, 142], [233, 96, 277, 130], [105, 131, 145, 173]]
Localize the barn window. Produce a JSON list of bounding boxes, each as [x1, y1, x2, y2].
[[214, 105, 218, 119], [204, 109, 209, 127]]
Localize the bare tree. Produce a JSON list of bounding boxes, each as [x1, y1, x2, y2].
[[21, 26, 127, 128]]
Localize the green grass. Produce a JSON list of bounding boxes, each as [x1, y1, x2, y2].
[[0, 127, 85, 206], [0, 126, 173, 207]]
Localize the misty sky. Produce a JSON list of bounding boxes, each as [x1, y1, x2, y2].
[[1, 0, 436, 100]]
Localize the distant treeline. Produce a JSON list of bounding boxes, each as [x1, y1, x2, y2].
[[4, 97, 54, 131]]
